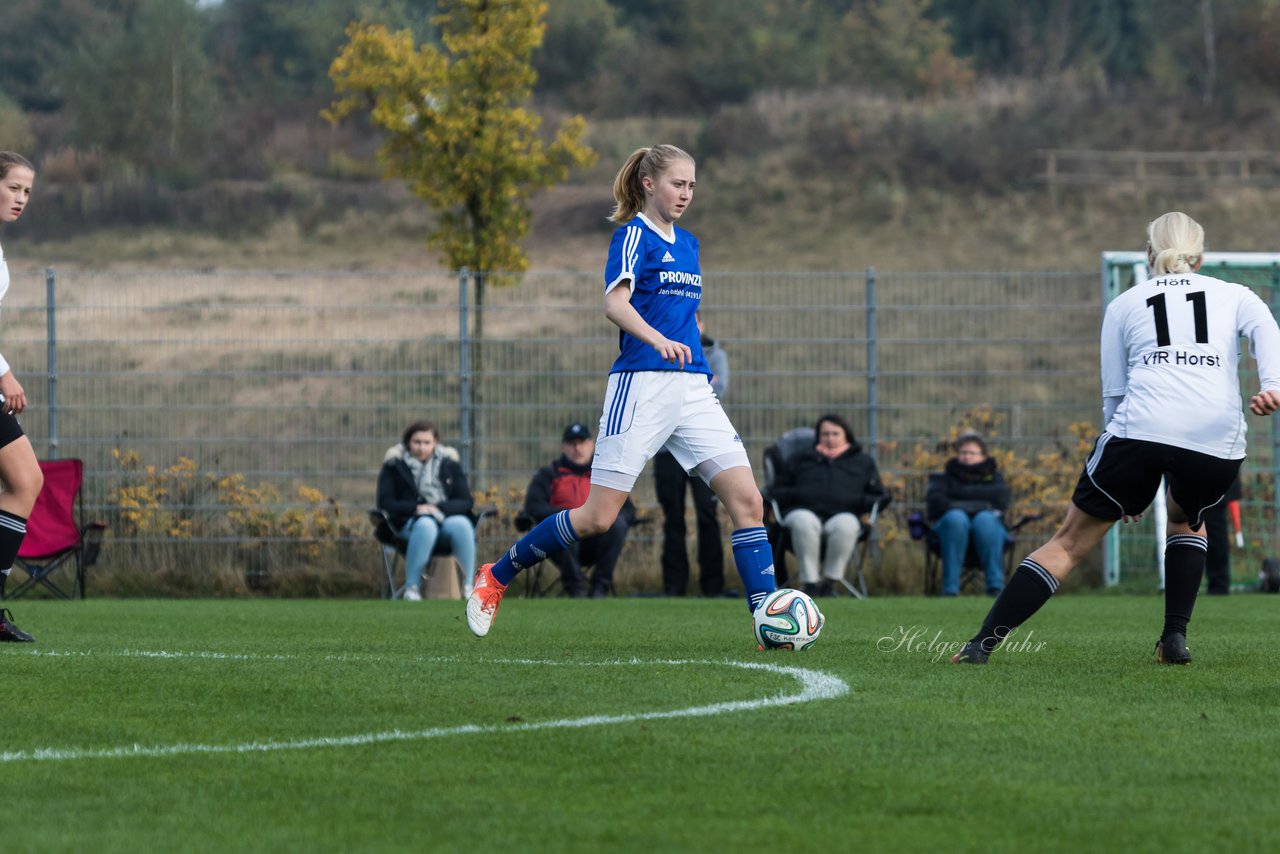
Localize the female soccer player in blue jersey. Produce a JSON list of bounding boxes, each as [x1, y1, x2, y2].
[[0, 152, 45, 643], [467, 145, 775, 638], [952, 211, 1280, 666]]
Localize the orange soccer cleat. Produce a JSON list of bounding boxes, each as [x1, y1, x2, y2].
[[465, 563, 507, 638]]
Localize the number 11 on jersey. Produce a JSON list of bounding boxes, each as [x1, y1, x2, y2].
[[1145, 291, 1208, 346]]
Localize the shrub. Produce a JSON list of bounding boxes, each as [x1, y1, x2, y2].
[[103, 449, 363, 594]]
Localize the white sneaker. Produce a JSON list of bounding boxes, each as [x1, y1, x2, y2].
[[403, 587, 422, 601]]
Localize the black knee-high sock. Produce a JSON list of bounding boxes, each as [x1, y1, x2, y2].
[[1163, 534, 1207, 640], [0, 511, 28, 599], [971, 559, 1059, 650]]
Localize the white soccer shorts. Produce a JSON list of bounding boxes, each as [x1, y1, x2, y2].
[[591, 371, 751, 492]]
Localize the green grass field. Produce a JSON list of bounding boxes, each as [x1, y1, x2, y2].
[[4, 594, 1279, 852]]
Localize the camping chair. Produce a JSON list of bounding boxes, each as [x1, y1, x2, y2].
[[370, 505, 495, 599], [7, 459, 107, 600], [761, 427, 889, 599], [907, 505, 1042, 596]]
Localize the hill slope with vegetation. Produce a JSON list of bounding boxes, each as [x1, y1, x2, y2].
[[4, 0, 1280, 271]]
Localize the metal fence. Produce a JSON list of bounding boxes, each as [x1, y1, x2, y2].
[[8, 266, 1273, 590], [0, 270, 1077, 566]]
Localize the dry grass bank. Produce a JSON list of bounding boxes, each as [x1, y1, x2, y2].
[[18, 180, 1280, 276]]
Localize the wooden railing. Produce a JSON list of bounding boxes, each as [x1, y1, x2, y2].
[[1039, 149, 1280, 200]]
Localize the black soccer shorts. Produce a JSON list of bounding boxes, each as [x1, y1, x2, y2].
[[1071, 433, 1242, 530], [0, 410, 24, 449]]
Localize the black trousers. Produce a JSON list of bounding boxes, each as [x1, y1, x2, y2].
[[1202, 500, 1231, 595], [551, 515, 629, 596], [654, 450, 724, 596]]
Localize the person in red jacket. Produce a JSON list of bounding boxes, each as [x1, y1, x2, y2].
[[522, 423, 633, 597]]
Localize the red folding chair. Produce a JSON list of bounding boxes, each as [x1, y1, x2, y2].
[[7, 459, 107, 600]]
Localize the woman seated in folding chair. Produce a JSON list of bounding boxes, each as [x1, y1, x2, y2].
[[768, 414, 887, 597], [926, 430, 1011, 597], [0, 152, 43, 643], [376, 420, 476, 601]]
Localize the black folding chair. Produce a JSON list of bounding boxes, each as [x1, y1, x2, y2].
[[370, 506, 494, 599], [908, 509, 1042, 595], [761, 427, 888, 599]]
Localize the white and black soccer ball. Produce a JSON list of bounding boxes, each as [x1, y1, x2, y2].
[[753, 588, 824, 650]]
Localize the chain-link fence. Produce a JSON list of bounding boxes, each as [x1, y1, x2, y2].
[[6, 266, 1274, 593]]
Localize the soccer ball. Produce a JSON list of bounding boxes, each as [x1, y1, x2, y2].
[[753, 588, 825, 650]]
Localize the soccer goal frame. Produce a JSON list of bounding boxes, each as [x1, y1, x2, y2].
[[1099, 251, 1280, 588]]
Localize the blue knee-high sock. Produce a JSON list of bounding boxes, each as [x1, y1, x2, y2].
[[490, 510, 578, 586], [731, 526, 776, 612]]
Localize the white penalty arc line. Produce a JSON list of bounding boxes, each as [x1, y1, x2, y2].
[[1, 655, 848, 764]]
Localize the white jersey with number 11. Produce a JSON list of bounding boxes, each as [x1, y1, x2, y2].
[[1101, 270, 1280, 458]]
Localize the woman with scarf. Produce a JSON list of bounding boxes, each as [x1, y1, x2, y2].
[[770, 414, 887, 597], [926, 431, 1010, 596], [376, 420, 476, 600]]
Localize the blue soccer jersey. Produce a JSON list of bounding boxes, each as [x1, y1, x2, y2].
[[603, 213, 710, 376]]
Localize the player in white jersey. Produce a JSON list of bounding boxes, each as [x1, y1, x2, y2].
[[466, 145, 775, 639], [0, 152, 46, 643], [953, 212, 1280, 666]]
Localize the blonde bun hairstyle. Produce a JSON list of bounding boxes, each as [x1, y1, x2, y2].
[[1147, 211, 1204, 276]]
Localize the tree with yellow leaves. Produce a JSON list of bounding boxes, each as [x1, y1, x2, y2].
[[327, 0, 596, 285]]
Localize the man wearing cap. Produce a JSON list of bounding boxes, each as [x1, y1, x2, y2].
[[521, 423, 633, 597]]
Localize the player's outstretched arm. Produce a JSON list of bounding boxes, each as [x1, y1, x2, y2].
[[1249, 389, 1280, 416]]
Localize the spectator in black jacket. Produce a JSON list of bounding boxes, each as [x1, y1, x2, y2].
[[376, 420, 476, 601], [655, 310, 727, 597], [926, 430, 1010, 596], [523, 423, 632, 597], [770, 414, 887, 597]]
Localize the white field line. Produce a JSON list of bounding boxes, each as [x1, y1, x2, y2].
[[1, 651, 849, 764]]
